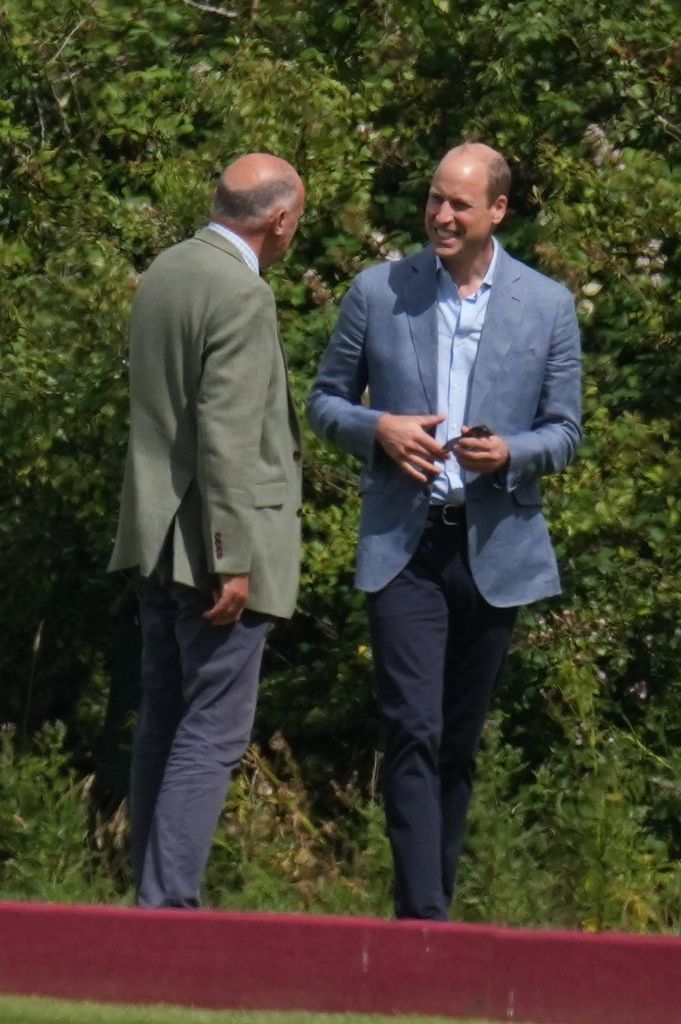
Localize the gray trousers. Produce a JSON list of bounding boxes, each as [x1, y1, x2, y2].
[[130, 574, 269, 908]]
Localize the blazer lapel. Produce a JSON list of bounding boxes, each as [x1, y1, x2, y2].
[[467, 246, 523, 420], [404, 248, 438, 414]]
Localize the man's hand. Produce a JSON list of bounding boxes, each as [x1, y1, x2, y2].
[[203, 573, 249, 625], [375, 413, 447, 483], [452, 426, 509, 474]]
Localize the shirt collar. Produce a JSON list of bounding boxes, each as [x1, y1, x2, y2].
[[207, 221, 259, 275], [435, 235, 499, 291]]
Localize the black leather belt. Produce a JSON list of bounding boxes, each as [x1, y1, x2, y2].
[[427, 504, 466, 526]]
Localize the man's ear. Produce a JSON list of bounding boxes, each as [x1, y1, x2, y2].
[[491, 195, 508, 225], [271, 208, 288, 234]]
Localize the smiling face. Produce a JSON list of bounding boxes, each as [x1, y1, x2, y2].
[[424, 150, 508, 271]]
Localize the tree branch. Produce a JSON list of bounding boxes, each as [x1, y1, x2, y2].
[[180, 0, 237, 17], [656, 114, 681, 142], [48, 18, 86, 64]]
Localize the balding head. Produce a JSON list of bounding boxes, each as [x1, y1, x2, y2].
[[210, 153, 305, 269], [436, 144, 511, 204], [211, 153, 303, 226]]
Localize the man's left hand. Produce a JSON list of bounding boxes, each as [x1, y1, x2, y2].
[[452, 426, 510, 474]]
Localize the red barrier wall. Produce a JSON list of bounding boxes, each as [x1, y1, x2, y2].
[[1, 901, 680, 1023]]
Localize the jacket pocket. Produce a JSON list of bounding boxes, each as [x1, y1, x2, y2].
[[253, 481, 286, 508], [511, 482, 543, 507]]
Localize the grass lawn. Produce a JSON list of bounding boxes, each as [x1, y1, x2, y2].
[[0, 996, 496, 1024]]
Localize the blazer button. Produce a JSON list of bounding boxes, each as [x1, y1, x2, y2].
[[296, 507, 304, 518], [293, 450, 301, 461]]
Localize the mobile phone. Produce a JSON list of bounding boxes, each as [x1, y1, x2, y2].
[[442, 424, 493, 452]]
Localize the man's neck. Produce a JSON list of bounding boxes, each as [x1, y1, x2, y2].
[[209, 218, 261, 273], [440, 239, 495, 298]]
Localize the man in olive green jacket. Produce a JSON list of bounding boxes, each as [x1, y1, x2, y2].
[[109, 153, 305, 907]]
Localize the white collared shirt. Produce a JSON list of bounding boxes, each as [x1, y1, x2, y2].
[[207, 221, 259, 275], [431, 237, 499, 505]]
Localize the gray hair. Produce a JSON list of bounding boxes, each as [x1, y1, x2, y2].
[[210, 176, 299, 224]]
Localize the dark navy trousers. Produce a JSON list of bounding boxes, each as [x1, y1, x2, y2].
[[367, 517, 517, 920], [130, 575, 270, 908]]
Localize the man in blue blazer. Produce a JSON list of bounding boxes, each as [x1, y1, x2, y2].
[[308, 143, 581, 920]]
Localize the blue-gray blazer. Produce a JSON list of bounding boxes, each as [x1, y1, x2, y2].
[[307, 244, 582, 607]]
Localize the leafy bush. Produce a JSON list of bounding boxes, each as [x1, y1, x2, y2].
[[0, 723, 124, 903], [205, 735, 392, 917]]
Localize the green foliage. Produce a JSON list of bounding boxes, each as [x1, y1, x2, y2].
[[458, 713, 681, 932], [0, 723, 122, 902], [205, 735, 392, 917], [0, 0, 680, 931], [4, 721, 681, 934]]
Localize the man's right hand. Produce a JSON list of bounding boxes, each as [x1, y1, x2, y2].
[[375, 413, 447, 483]]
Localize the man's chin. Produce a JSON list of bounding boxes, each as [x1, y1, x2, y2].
[[431, 239, 463, 259]]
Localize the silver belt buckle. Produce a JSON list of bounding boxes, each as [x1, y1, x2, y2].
[[441, 504, 461, 526]]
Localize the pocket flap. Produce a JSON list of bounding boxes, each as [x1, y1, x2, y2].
[[253, 481, 286, 508]]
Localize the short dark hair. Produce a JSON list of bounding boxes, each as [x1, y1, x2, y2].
[[486, 155, 511, 204], [210, 176, 299, 223]]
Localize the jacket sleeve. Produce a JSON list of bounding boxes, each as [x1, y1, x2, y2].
[[196, 278, 277, 575], [503, 287, 582, 489], [307, 275, 383, 462]]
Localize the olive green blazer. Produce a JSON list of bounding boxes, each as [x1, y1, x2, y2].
[[109, 227, 302, 619]]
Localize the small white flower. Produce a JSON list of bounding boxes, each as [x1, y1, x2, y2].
[[582, 280, 603, 296], [627, 681, 649, 701], [190, 61, 212, 78]]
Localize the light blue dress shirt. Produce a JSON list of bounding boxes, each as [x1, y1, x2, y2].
[[431, 238, 499, 505], [207, 221, 259, 275]]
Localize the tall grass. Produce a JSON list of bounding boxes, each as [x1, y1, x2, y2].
[[2, 719, 680, 932]]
